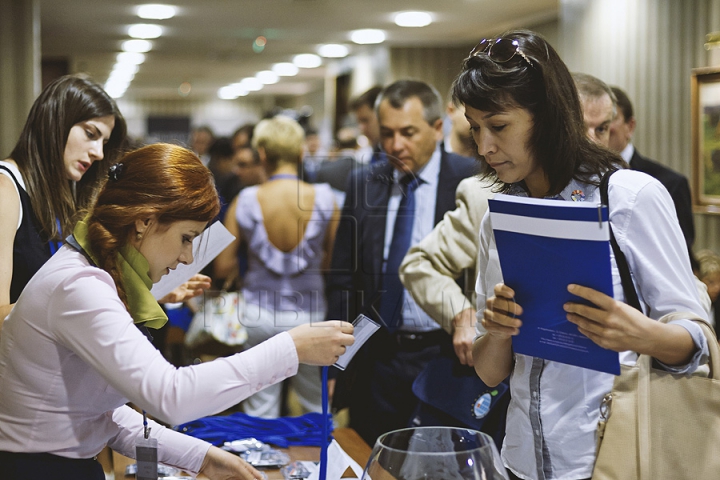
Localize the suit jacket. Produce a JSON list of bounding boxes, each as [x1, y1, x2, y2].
[[399, 176, 494, 334], [326, 150, 478, 324], [630, 149, 695, 248], [315, 155, 360, 192]]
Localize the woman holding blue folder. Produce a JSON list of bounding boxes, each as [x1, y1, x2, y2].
[[455, 30, 709, 480]]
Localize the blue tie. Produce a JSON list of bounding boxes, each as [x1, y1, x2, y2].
[[379, 175, 421, 330]]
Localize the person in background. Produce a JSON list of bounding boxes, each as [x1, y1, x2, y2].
[[315, 126, 361, 206], [572, 72, 616, 147], [189, 125, 214, 167], [301, 126, 324, 182], [444, 94, 475, 157], [206, 137, 236, 192], [0, 75, 127, 329], [696, 249, 720, 329], [326, 79, 477, 445], [608, 85, 695, 250], [350, 85, 383, 164], [215, 116, 340, 418], [0, 143, 354, 480], [458, 29, 708, 480], [231, 123, 255, 152]]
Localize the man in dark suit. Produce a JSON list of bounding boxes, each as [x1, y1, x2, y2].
[[326, 80, 478, 444], [609, 86, 695, 248]]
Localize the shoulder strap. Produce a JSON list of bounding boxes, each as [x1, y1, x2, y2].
[[600, 169, 642, 312]]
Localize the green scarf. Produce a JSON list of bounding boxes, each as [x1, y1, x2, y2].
[[72, 219, 168, 328]]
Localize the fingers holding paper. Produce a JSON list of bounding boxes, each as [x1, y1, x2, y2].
[[563, 283, 655, 353], [483, 283, 524, 338], [288, 321, 355, 366]]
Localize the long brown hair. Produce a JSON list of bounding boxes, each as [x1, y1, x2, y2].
[[9, 75, 127, 241], [452, 30, 623, 196], [84, 143, 219, 306]]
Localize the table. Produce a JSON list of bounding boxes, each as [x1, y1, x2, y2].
[[112, 427, 372, 479]]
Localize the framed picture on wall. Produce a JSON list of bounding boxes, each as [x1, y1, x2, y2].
[[692, 67, 720, 211]]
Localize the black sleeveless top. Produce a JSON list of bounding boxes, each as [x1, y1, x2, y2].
[[0, 165, 52, 303]]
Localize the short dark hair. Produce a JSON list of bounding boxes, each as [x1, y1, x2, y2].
[[350, 86, 383, 111], [452, 29, 622, 196], [572, 72, 617, 118], [376, 80, 443, 125], [610, 86, 634, 121]]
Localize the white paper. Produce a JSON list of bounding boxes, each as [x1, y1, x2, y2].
[[306, 439, 365, 480], [333, 314, 380, 371], [150, 221, 235, 300]]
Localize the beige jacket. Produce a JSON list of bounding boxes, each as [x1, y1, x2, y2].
[[399, 176, 494, 334]]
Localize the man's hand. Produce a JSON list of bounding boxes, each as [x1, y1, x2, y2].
[[452, 308, 477, 366]]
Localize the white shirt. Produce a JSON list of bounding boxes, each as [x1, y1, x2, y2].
[[0, 246, 299, 474], [383, 144, 441, 331], [0, 160, 25, 229], [619, 142, 634, 164], [475, 170, 709, 480]]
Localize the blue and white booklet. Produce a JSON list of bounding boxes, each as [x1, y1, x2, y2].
[[488, 193, 620, 375]]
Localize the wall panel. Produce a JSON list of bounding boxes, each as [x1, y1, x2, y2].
[[559, 0, 720, 253]]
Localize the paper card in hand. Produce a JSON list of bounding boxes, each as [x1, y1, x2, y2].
[[488, 193, 620, 375]]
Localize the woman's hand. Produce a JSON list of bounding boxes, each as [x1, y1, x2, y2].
[[564, 283, 696, 365], [563, 283, 655, 353], [158, 274, 212, 304], [197, 446, 264, 480], [483, 283, 523, 339], [288, 321, 354, 366]]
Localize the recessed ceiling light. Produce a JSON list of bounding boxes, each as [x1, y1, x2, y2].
[[116, 52, 145, 65], [293, 53, 322, 68], [137, 4, 176, 20], [394, 11, 432, 28], [122, 39, 152, 53], [350, 29, 386, 45], [272, 63, 299, 77], [256, 71, 279, 84], [111, 63, 139, 75], [128, 24, 163, 39], [239, 77, 263, 91], [318, 44, 349, 58]]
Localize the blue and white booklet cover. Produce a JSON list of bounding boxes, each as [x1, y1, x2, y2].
[[488, 193, 620, 375]]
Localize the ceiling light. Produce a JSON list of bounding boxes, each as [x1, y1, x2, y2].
[[108, 69, 136, 83], [350, 29, 386, 45], [293, 53, 322, 68], [122, 39, 152, 53], [239, 77, 263, 91], [111, 63, 139, 75], [137, 4, 176, 20], [318, 44, 349, 58], [218, 85, 247, 99], [256, 70, 279, 84], [128, 24, 163, 39], [116, 52, 145, 65], [272, 62, 299, 77], [394, 11, 432, 27]]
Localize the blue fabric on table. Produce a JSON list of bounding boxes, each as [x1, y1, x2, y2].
[[174, 412, 332, 448]]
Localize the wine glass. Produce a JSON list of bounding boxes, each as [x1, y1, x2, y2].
[[361, 426, 508, 480]]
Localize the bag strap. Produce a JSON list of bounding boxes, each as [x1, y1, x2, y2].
[[599, 169, 642, 312]]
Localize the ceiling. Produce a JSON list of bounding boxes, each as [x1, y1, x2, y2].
[[40, 0, 558, 100]]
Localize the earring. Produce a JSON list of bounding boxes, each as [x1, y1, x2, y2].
[[136, 232, 143, 241]]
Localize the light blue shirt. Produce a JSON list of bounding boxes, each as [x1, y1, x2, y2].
[[383, 144, 442, 332]]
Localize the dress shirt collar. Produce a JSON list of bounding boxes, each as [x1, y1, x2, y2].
[[620, 142, 635, 164], [392, 142, 442, 187]]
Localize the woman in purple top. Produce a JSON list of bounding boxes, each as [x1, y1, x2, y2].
[[216, 116, 340, 417]]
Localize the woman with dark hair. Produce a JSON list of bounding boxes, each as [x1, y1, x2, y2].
[[0, 143, 354, 479], [456, 30, 709, 479], [0, 74, 127, 324]]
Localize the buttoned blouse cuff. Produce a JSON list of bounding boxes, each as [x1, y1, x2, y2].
[[655, 319, 709, 374]]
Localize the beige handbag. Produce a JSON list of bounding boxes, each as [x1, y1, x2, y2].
[[592, 312, 720, 480]]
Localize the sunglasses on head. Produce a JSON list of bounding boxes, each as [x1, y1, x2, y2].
[[470, 38, 533, 68]]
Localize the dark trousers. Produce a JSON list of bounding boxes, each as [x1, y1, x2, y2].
[[0, 451, 105, 480], [347, 328, 451, 445]]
